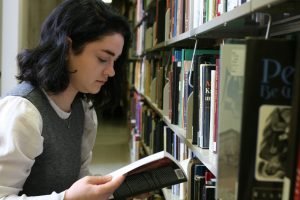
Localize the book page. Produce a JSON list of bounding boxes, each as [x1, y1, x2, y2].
[[109, 151, 182, 178]]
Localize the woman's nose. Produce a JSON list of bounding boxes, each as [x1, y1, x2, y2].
[[104, 62, 115, 77]]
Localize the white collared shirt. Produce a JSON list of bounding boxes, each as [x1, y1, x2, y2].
[[0, 95, 98, 200]]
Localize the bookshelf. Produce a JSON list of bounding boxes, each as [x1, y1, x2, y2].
[[127, 0, 300, 199], [141, 93, 218, 175]]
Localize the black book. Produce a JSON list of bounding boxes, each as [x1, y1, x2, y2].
[[165, 127, 174, 155], [192, 54, 217, 145], [186, 157, 201, 200], [193, 164, 207, 200], [192, 55, 201, 144], [171, 50, 182, 125], [155, 0, 166, 44], [143, 108, 152, 147], [198, 64, 216, 149], [153, 119, 165, 153], [282, 35, 300, 200], [202, 185, 216, 200], [237, 38, 296, 200], [111, 151, 187, 199]]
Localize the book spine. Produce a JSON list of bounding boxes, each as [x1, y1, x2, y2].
[[213, 58, 220, 153], [200, 65, 216, 149], [183, 60, 192, 129], [237, 39, 296, 200], [209, 70, 216, 153], [193, 164, 207, 200], [217, 41, 247, 200], [192, 55, 200, 144], [282, 36, 300, 200]]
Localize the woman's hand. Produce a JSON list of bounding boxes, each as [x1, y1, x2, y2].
[[64, 175, 125, 200]]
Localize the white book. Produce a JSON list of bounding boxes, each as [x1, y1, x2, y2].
[[227, 0, 238, 12], [193, 0, 200, 28], [209, 70, 216, 153]]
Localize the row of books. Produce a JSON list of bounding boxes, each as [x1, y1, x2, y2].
[[128, 36, 300, 199], [129, 47, 220, 153], [132, 0, 251, 54], [187, 157, 216, 200], [166, 0, 251, 39], [128, 100, 217, 199]]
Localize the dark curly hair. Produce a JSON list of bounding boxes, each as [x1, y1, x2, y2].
[[16, 0, 131, 110]]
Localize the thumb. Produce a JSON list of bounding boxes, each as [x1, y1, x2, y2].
[[87, 175, 113, 185], [99, 175, 125, 192]]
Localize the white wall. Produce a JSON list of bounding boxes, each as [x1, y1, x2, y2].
[[0, 0, 61, 96], [0, 0, 2, 95], [1, 0, 26, 96]]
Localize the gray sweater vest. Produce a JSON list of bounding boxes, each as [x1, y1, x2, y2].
[[8, 82, 84, 196]]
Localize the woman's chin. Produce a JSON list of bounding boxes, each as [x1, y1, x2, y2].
[[86, 86, 102, 94]]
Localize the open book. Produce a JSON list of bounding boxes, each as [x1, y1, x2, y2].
[[109, 151, 187, 199]]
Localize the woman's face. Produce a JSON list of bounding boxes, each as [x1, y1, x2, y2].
[[68, 33, 124, 94]]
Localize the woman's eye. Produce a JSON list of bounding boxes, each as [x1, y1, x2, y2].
[[98, 58, 108, 63]]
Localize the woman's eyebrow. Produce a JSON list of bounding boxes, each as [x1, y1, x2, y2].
[[101, 49, 115, 57]]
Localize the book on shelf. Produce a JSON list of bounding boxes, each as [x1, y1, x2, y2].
[[202, 171, 216, 200], [163, 51, 172, 117], [207, 0, 216, 21], [198, 63, 216, 149], [181, 51, 193, 129], [155, 62, 164, 109], [193, 0, 201, 28], [130, 127, 140, 162], [216, 38, 247, 200], [176, 0, 184, 35], [217, 37, 296, 200], [141, 106, 151, 147], [184, 0, 191, 32], [186, 157, 202, 200], [171, 48, 219, 129], [171, 0, 177, 37], [110, 151, 188, 200], [212, 58, 220, 154], [163, 126, 174, 155], [179, 140, 189, 199], [194, 164, 208, 200], [155, 0, 166, 45], [192, 54, 201, 145], [180, 48, 197, 129], [215, 0, 225, 16], [192, 51, 219, 145], [209, 69, 216, 153], [152, 119, 165, 153], [143, 59, 152, 97], [165, 0, 171, 40], [235, 38, 296, 200], [171, 49, 182, 125], [226, 0, 239, 12], [282, 36, 300, 200], [168, 62, 173, 120]]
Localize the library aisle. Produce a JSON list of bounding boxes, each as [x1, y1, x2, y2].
[[89, 119, 131, 175]]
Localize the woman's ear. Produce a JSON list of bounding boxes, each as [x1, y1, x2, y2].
[[67, 37, 72, 45], [66, 37, 73, 60], [67, 37, 73, 49]]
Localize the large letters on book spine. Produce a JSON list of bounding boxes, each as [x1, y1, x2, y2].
[[237, 38, 295, 200]]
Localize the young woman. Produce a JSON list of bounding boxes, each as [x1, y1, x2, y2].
[[0, 0, 131, 199]]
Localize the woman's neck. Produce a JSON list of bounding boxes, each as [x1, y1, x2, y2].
[[46, 87, 77, 113]]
